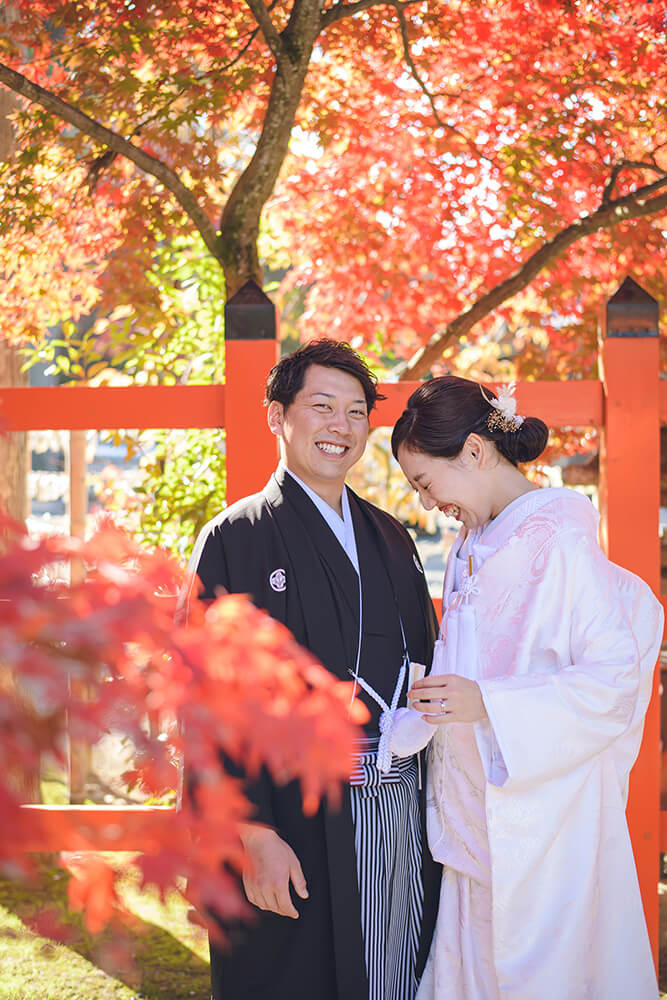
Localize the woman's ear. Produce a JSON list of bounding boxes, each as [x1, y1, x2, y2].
[[267, 401, 284, 437], [462, 433, 486, 467]]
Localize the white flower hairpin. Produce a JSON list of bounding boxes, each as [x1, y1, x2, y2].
[[481, 382, 524, 433]]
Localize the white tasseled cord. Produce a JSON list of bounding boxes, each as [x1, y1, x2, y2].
[[352, 654, 408, 774]]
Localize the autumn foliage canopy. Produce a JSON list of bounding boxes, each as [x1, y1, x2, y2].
[[0, 1, 664, 380]]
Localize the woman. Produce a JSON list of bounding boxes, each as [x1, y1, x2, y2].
[[386, 375, 662, 1000]]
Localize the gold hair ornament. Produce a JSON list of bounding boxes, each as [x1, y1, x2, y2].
[[482, 382, 524, 433]]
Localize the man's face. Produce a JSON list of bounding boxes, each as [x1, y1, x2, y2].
[[267, 364, 370, 498]]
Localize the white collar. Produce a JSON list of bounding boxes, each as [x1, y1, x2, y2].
[[282, 464, 359, 573]]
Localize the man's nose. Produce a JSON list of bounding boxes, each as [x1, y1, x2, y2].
[[326, 409, 352, 433]]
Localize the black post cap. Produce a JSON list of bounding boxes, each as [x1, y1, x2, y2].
[[605, 276, 659, 338], [225, 279, 277, 341]]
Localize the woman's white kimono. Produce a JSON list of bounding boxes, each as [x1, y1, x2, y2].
[[389, 488, 662, 1000]]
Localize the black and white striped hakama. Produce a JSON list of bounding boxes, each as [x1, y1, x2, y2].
[[350, 739, 424, 1000]]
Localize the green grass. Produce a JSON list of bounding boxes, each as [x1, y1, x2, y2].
[[0, 857, 210, 1000]]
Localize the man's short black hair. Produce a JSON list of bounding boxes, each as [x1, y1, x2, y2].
[[264, 339, 385, 413]]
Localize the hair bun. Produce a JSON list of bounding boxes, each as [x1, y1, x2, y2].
[[391, 374, 549, 468], [500, 417, 549, 465]]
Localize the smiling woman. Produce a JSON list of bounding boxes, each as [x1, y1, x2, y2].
[[392, 375, 548, 471], [383, 373, 662, 1000], [391, 376, 548, 532]]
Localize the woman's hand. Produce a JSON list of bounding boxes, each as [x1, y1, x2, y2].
[[409, 674, 488, 724]]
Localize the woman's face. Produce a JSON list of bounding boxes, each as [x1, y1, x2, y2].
[[397, 441, 492, 532]]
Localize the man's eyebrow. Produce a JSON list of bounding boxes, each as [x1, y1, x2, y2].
[[309, 391, 367, 406]]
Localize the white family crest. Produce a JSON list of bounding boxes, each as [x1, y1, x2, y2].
[[413, 553, 424, 573], [269, 568, 287, 592]]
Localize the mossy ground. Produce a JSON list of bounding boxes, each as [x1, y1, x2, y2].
[[0, 856, 209, 1000]]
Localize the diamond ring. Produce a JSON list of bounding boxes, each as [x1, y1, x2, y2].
[[439, 698, 447, 712]]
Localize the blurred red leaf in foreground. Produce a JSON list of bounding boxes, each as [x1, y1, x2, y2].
[[0, 514, 366, 936]]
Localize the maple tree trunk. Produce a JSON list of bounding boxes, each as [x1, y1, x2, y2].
[[218, 0, 322, 297]]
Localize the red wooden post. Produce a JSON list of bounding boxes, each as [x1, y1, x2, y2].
[[598, 276, 661, 960], [224, 281, 279, 504]]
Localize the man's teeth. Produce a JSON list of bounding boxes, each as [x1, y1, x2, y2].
[[317, 442, 346, 455]]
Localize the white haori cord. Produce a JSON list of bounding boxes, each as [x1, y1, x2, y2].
[[348, 571, 365, 707], [346, 560, 411, 774], [353, 659, 408, 775]]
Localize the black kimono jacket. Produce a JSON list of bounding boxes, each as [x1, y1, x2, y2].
[[191, 466, 440, 1000]]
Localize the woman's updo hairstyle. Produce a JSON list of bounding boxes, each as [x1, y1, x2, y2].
[[391, 375, 549, 468]]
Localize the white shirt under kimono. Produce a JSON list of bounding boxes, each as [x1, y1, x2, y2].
[[389, 487, 662, 1000], [282, 464, 360, 573]]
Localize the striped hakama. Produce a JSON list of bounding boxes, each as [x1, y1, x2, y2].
[[350, 737, 424, 1000]]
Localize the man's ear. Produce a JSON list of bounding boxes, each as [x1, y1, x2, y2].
[[267, 401, 284, 437]]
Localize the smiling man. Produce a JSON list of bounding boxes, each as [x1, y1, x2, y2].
[[185, 340, 440, 1000]]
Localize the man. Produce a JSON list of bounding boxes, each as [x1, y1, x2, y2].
[[185, 340, 440, 1000]]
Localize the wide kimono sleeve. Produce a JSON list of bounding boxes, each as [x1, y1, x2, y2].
[[182, 516, 278, 830], [176, 513, 231, 619], [477, 527, 661, 790]]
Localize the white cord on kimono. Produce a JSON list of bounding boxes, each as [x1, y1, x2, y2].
[[348, 571, 364, 707], [352, 656, 407, 774], [346, 558, 411, 774], [459, 573, 480, 602]]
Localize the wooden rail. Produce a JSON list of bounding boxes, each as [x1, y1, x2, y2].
[[374, 379, 604, 428], [18, 805, 176, 853], [0, 380, 606, 432], [0, 384, 226, 430]]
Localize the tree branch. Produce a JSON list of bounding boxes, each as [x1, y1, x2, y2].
[[322, 0, 495, 167], [321, 0, 420, 28], [216, 22, 263, 73], [390, 0, 497, 168], [131, 20, 268, 141], [0, 62, 220, 259], [399, 175, 667, 380], [391, 1, 445, 126], [244, 0, 284, 63], [601, 159, 666, 204]]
